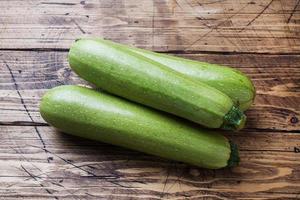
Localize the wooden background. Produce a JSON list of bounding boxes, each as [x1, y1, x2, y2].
[[0, 0, 299, 199]]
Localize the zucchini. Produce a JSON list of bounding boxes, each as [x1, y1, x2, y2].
[[99, 39, 255, 111], [68, 39, 246, 130], [40, 85, 239, 169]]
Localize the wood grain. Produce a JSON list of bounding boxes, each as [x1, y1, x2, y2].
[[0, 0, 299, 53], [1, 50, 299, 131], [0, 126, 299, 199]]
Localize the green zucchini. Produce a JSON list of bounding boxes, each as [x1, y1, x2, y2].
[[40, 85, 239, 169], [98, 39, 255, 111], [68, 39, 246, 130]]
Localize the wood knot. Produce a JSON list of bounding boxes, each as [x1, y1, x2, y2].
[[290, 116, 298, 124]]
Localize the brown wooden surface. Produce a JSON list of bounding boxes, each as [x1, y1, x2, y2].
[[1, 0, 300, 53], [0, 0, 300, 199]]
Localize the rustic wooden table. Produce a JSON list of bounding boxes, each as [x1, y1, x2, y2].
[[1, 0, 300, 199]]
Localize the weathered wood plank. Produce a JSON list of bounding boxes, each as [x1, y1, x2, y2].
[[0, 126, 299, 199], [0, 0, 299, 53], [1, 50, 299, 131], [1, 126, 300, 152]]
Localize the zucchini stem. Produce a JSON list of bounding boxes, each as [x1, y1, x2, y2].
[[227, 141, 240, 167], [221, 106, 246, 131]]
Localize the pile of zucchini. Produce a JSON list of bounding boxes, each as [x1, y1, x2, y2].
[[40, 38, 255, 169]]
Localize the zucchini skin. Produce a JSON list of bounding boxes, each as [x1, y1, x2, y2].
[[68, 39, 246, 130], [101, 39, 255, 111], [40, 85, 239, 169]]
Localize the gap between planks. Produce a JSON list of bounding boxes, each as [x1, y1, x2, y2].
[[0, 48, 300, 56]]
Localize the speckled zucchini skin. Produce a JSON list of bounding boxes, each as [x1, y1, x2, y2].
[[40, 85, 239, 169], [68, 39, 246, 130], [99, 39, 255, 111]]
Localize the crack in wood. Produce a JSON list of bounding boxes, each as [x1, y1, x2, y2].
[[10, 148, 94, 200], [185, 2, 250, 50], [21, 165, 59, 200], [241, 0, 275, 31], [4, 62, 34, 122], [287, 0, 300, 23], [73, 20, 86, 34], [165, 164, 187, 194], [28, 145, 136, 189], [4, 61, 50, 163], [173, 0, 183, 11], [8, 147, 84, 199], [161, 163, 171, 198]]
